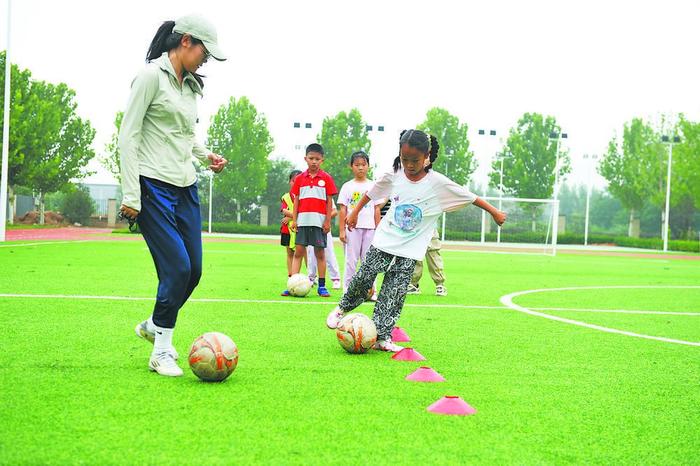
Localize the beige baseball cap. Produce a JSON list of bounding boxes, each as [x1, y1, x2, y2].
[[173, 14, 226, 61]]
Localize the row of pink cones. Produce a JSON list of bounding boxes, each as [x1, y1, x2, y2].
[[390, 326, 476, 416]]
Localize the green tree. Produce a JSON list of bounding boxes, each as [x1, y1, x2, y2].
[[206, 96, 274, 223], [417, 107, 475, 185], [670, 115, 700, 238], [101, 111, 123, 183], [260, 157, 295, 218], [19, 81, 95, 223], [599, 118, 659, 237], [493, 113, 570, 230], [317, 108, 371, 182], [0, 52, 37, 222]]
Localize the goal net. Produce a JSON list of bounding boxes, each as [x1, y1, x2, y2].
[[440, 196, 560, 255]]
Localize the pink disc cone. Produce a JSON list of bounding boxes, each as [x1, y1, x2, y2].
[[391, 347, 426, 361], [406, 366, 445, 382], [427, 396, 477, 416], [391, 327, 411, 342]]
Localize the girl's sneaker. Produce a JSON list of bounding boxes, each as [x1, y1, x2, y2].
[[149, 351, 183, 377], [332, 279, 341, 289], [317, 286, 331, 297], [326, 306, 344, 329], [406, 284, 421, 295], [281, 290, 291, 296], [435, 284, 448, 296], [135, 320, 179, 360], [373, 339, 404, 352]]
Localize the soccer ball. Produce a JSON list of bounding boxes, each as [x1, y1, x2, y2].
[[188, 332, 239, 382], [336, 313, 377, 354], [287, 273, 311, 297]]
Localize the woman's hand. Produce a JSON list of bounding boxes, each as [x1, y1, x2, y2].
[[339, 230, 347, 244], [208, 153, 228, 173], [120, 205, 139, 221]]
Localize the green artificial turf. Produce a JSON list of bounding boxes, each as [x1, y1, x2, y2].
[[0, 238, 698, 465]]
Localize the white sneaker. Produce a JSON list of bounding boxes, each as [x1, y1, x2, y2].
[[406, 284, 421, 295], [373, 339, 404, 352], [135, 320, 179, 360], [149, 351, 183, 377], [369, 291, 378, 302], [435, 284, 448, 297], [326, 306, 344, 329], [332, 279, 342, 289]]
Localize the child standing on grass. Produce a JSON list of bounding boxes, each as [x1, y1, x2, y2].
[[281, 170, 302, 292], [286, 143, 338, 297], [338, 151, 381, 292], [326, 129, 506, 351], [306, 200, 342, 289]]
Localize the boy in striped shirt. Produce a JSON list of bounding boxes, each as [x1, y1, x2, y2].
[[288, 143, 338, 297]]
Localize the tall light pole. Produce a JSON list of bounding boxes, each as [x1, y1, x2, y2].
[[582, 153, 598, 246], [548, 131, 567, 252], [477, 129, 498, 243], [548, 131, 568, 201], [495, 148, 510, 244], [207, 171, 214, 234], [440, 147, 454, 240], [0, 0, 12, 242], [661, 135, 680, 252]]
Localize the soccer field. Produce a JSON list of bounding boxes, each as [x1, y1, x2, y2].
[[0, 236, 698, 465]]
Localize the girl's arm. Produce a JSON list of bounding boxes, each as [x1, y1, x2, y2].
[[338, 205, 348, 243], [346, 194, 371, 230], [374, 204, 381, 227], [473, 197, 507, 226], [282, 209, 293, 218]]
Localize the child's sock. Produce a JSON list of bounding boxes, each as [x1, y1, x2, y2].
[[319, 278, 326, 288], [146, 316, 156, 333], [153, 326, 174, 354]]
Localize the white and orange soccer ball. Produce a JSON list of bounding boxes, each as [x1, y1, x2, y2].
[[336, 313, 377, 354], [188, 332, 239, 382]]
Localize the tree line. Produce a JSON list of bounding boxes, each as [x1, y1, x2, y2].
[[3, 52, 698, 239]]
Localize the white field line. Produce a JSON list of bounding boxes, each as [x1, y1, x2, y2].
[[500, 285, 700, 347], [0, 240, 91, 248], [0, 293, 697, 316]]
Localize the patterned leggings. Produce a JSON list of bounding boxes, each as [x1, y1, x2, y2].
[[339, 246, 416, 340]]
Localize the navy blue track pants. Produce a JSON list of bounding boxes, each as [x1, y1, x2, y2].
[[138, 176, 202, 329]]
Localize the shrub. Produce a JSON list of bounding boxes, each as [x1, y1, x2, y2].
[[61, 187, 95, 224]]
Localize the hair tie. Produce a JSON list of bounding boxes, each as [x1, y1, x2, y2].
[[425, 132, 431, 153]]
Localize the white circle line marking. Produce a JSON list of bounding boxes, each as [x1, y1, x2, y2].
[[500, 285, 700, 347]]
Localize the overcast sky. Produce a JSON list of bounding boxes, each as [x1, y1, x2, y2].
[[2, 0, 699, 189]]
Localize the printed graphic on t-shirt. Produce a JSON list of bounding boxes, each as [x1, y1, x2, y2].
[[350, 191, 363, 208], [394, 204, 422, 232]]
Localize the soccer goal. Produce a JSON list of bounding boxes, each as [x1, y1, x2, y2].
[[440, 196, 560, 255]]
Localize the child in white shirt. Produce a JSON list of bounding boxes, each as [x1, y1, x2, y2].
[[338, 151, 381, 291], [326, 129, 506, 351]]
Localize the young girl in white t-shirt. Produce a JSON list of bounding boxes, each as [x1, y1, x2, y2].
[[338, 151, 381, 291], [326, 129, 507, 351]]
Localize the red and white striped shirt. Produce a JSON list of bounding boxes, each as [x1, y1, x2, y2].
[[291, 169, 338, 227]]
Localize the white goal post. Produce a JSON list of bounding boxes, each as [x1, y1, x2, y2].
[[440, 197, 560, 256]]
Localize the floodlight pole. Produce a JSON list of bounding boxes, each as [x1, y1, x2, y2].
[[496, 152, 506, 244], [583, 154, 598, 246], [549, 131, 567, 257], [208, 171, 213, 234], [661, 136, 678, 252], [0, 0, 12, 242]]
